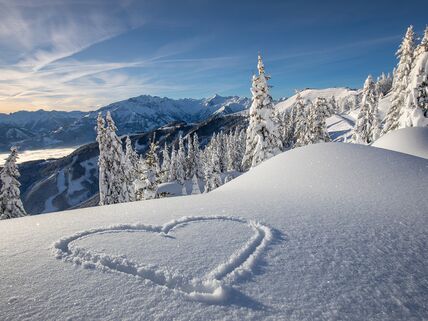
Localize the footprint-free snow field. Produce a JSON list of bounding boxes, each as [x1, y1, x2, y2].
[[1, 143, 428, 321]]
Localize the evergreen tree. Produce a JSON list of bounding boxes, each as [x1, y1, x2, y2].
[[242, 54, 283, 169], [134, 155, 147, 201], [383, 26, 416, 134], [293, 93, 309, 148], [328, 96, 338, 115], [96, 113, 109, 206], [104, 112, 129, 204], [123, 136, 137, 202], [399, 26, 428, 127], [217, 131, 227, 172], [307, 101, 330, 144], [175, 134, 186, 184], [204, 145, 222, 193], [192, 133, 203, 178], [186, 134, 197, 179], [169, 146, 178, 182], [142, 139, 160, 200], [160, 143, 171, 183], [191, 174, 201, 195], [352, 75, 381, 144], [376, 72, 393, 96], [0, 147, 27, 219]]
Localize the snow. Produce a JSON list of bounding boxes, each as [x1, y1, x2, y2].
[[372, 127, 428, 159], [1, 143, 427, 320], [0, 147, 77, 166], [274, 87, 359, 113]]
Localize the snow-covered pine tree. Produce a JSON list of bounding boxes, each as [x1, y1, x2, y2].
[[186, 134, 196, 179], [307, 101, 330, 144], [191, 174, 201, 195], [399, 26, 428, 127], [352, 75, 381, 144], [203, 144, 222, 193], [325, 96, 337, 115], [175, 134, 186, 184], [242, 54, 283, 169], [134, 155, 147, 201], [96, 113, 109, 206], [376, 72, 393, 96], [142, 139, 160, 200], [169, 146, 177, 182], [226, 131, 238, 171], [160, 143, 171, 183], [123, 136, 137, 202], [293, 93, 309, 148], [217, 131, 227, 172], [0, 147, 27, 219], [192, 133, 203, 178], [104, 111, 129, 204], [383, 26, 416, 134]]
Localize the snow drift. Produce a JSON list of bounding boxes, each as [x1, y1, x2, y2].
[[372, 126, 428, 159], [1, 143, 427, 321]]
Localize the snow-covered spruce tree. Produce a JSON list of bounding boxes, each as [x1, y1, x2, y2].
[[274, 110, 292, 150], [217, 131, 227, 172], [0, 147, 27, 220], [242, 54, 283, 169], [203, 144, 222, 193], [186, 134, 197, 179], [226, 131, 237, 171], [307, 101, 330, 144], [96, 113, 109, 206], [399, 26, 428, 127], [169, 146, 177, 182], [192, 133, 203, 178], [293, 93, 309, 148], [191, 174, 201, 195], [104, 112, 129, 204], [123, 136, 137, 202], [134, 155, 147, 201], [352, 75, 381, 144], [142, 139, 160, 200], [376, 72, 393, 96], [160, 143, 171, 183], [175, 134, 186, 184], [383, 26, 416, 134]]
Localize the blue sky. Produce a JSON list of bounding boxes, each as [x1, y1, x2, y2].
[[0, 0, 426, 112]]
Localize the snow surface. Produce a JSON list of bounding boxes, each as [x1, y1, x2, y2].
[[274, 87, 359, 113], [1, 143, 427, 320], [372, 127, 428, 159]]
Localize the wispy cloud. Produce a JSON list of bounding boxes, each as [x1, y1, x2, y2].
[[0, 0, 243, 112]]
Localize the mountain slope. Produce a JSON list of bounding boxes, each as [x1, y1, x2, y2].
[[0, 95, 250, 151], [1, 143, 427, 320], [20, 114, 247, 214]]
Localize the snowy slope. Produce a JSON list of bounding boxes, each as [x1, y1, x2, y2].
[[1, 143, 427, 321], [274, 87, 360, 113], [372, 127, 428, 159]]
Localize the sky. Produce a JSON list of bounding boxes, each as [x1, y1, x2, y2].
[[0, 0, 426, 113]]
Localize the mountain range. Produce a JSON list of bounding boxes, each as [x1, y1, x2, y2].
[[0, 94, 251, 152]]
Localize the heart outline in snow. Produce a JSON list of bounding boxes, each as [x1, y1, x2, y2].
[[53, 215, 273, 304]]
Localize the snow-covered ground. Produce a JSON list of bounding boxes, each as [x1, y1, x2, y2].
[[372, 127, 428, 159], [1, 143, 427, 320], [0, 147, 77, 166]]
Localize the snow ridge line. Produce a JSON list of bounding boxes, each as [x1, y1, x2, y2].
[[52, 215, 273, 304]]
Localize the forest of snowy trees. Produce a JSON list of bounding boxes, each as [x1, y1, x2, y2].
[[0, 25, 427, 218]]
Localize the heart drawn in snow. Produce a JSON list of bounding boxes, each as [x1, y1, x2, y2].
[[52, 215, 273, 304]]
